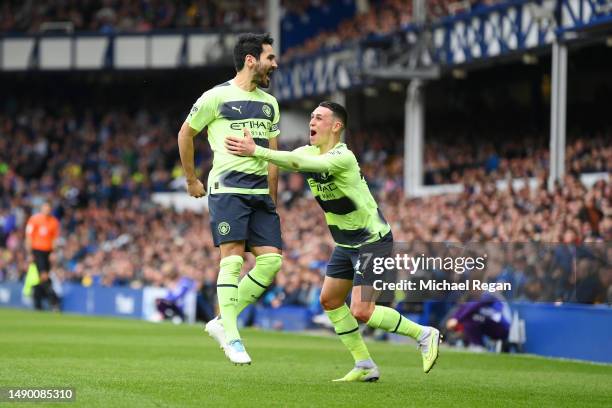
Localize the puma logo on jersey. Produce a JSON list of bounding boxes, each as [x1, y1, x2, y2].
[[231, 106, 242, 115]]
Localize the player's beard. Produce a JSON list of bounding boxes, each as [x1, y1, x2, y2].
[[253, 64, 272, 88]]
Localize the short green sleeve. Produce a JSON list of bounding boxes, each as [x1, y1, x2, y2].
[[326, 146, 356, 175], [186, 90, 217, 132]]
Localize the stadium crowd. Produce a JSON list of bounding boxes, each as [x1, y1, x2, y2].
[[346, 126, 611, 186], [0, 105, 610, 315], [281, 0, 505, 59], [2, 0, 508, 60], [0, 0, 266, 33]]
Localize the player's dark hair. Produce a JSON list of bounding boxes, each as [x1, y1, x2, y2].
[[234, 33, 274, 71], [318, 101, 348, 130]]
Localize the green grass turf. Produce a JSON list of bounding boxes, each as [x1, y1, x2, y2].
[[0, 309, 610, 408]]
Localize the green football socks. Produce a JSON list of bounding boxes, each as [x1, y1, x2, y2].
[[237, 253, 282, 314], [326, 304, 371, 363], [366, 305, 423, 340], [217, 255, 244, 342]]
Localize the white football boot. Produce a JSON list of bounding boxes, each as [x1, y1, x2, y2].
[[204, 316, 226, 349], [224, 339, 252, 365]]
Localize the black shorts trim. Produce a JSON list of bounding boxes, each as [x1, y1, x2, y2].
[[32, 249, 51, 274], [326, 231, 394, 286], [208, 193, 282, 249], [216, 284, 238, 288]]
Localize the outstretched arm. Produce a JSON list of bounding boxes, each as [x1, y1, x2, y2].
[[255, 145, 332, 173], [225, 128, 332, 173]]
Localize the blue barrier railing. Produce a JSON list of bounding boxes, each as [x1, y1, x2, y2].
[[511, 302, 612, 363], [0, 282, 194, 321]]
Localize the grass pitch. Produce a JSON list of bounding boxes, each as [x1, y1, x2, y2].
[[0, 308, 610, 407]]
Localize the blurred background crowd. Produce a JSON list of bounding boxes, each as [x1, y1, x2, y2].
[[349, 127, 611, 186], [1, 100, 610, 316], [281, 0, 504, 58], [0, 0, 504, 33], [1, 0, 267, 33]]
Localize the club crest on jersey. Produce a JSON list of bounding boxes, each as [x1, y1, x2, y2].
[[218, 222, 231, 236], [262, 104, 272, 118]]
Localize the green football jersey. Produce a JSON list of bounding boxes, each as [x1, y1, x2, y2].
[[186, 80, 280, 195], [254, 142, 391, 248]]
